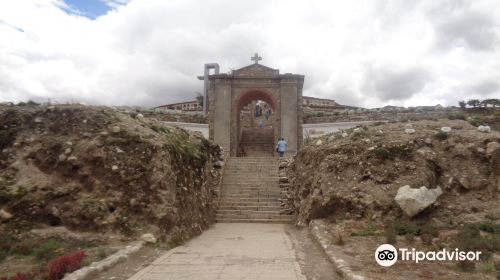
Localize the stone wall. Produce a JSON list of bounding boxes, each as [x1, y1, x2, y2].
[[304, 110, 461, 124]]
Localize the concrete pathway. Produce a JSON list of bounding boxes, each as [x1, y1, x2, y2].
[[128, 223, 306, 280]]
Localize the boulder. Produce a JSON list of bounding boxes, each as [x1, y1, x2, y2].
[[405, 129, 416, 134], [140, 233, 157, 244], [315, 139, 323, 146], [58, 154, 67, 161], [112, 126, 121, 133], [0, 208, 13, 220], [440, 127, 452, 133], [486, 142, 500, 156], [478, 125, 491, 133], [395, 185, 443, 218], [214, 161, 224, 168], [67, 156, 78, 162]]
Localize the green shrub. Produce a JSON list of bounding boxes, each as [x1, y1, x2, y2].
[[433, 131, 448, 141], [17, 100, 40, 106], [387, 221, 419, 236], [448, 114, 466, 121], [372, 145, 412, 160], [351, 222, 379, 236], [453, 224, 500, 257], [478, 223, 500, 234], [32, 240, 62, 261], [386, 221, 439, 237], [468, 117, 487, 127], [95, 248, 108, 261]]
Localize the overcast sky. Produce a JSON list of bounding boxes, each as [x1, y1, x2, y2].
[[0, 0, 499, 108]]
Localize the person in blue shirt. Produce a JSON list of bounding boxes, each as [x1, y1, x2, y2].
[[276, 138, 287, 157]]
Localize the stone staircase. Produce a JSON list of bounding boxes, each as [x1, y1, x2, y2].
[[216, 157, 292, 223], [240, 128, 274, 157]]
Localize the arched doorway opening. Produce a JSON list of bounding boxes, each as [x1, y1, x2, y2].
[[234, 90, 277, 157]]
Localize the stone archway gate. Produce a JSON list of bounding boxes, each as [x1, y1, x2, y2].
[[207, 58, 304, 157]]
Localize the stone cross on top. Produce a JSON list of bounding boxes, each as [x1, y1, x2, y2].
[[251, 53, 262, 64]]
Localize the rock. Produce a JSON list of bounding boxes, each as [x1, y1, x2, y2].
[[34, 117, 43, 123], [279, 177, 289, 183], [405, 128, 416, 134], [342, 133, 348, 138], [100, 131, 109, 136], [130, 198, 137, 206], [213, 161, 224, 168], [51, 206, 60, 217], [375, 130, 384, 136], [486, 142, 500, 156], [112, 126, 121, 133], [440, 127, 452, 133], [67, 156, 77, 162], [65, 148, 72, 154], [0, 208, 13, 220], [136, 114, 144, 119], [405, 123, 413, 129], [140, 233, 157, 244], [424, 138, 432, 145], [315, 139, 323, 146], [116, 147, 125, 154], [478, 125, 491, 133], [111, 165, 119, 171], [58, 154, 67, 161], [477, 147, 485, 154], [395, 185, 443, 218]]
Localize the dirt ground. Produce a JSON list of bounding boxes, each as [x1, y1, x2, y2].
[[284, 117, 500, 279], [0, 104, 223, 278]]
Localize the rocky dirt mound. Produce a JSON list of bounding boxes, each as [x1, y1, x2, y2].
[[0, 104, 223, 242], [284, 119, 500, 278], [286, 119, 500, 227]]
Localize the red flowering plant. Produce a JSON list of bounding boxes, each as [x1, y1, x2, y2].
[[47, 250, 86, 280]]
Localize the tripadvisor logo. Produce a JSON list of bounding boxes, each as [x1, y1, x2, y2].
[[375, 244, 482, 267]]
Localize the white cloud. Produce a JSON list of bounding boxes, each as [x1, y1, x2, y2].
[[0, 0, 499, 108]]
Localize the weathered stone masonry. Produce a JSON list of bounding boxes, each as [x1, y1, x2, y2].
[[208, 62, 304, 156]]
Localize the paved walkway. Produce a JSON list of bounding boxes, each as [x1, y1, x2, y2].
[[128, 223, 306, 280]]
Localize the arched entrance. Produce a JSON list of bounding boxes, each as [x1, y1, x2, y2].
[[234, 90, 278, 157], [207, 59, 304, 157]]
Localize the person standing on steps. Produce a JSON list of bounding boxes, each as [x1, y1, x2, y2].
[[276, 137, 287, 157]]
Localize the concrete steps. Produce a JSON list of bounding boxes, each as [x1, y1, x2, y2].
[[240, 129, 275, 157], [217, 157, 292, 224]]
